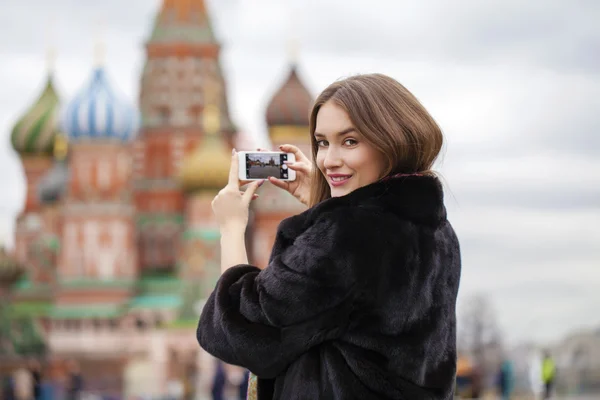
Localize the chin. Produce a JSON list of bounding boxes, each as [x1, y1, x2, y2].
[[329, 187, 352, 198]]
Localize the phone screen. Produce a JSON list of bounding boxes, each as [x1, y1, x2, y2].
[[245, 153, 289, 179]]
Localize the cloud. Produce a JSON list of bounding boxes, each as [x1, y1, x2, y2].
[[295, 0, 600, 74], [0, 0, 598, 345]]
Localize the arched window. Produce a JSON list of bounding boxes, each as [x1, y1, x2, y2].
[[157, 106, 171, 125]]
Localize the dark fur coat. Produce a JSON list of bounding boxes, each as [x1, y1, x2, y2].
[[197, 175, 461, 399]]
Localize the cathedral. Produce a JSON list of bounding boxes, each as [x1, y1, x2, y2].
[[0, 0, 314, 396]]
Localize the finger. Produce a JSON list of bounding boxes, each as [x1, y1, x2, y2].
[[284, 161, 310, 173], [268, 176, 289, 190], [240, 191, 259, 200], [279, 144, 310, 163], [242, 180, 263, 204], [227, 149, 240, 188]]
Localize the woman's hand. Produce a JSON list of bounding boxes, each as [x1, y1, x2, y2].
[[212, 150, 263, 233], [262, 144, 313, 207]]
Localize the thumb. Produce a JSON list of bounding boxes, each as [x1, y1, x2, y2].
[[243, 180, 263, 204]]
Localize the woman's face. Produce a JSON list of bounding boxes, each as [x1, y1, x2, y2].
[[315, 101, 386, 198]]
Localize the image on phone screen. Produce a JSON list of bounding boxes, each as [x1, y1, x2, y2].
[[245, 153, 289, 179]]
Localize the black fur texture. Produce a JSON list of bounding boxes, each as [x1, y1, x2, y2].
[[197, 175, 461, 399]]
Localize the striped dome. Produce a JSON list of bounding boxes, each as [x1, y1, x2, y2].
[[10, 75, 60, 154], [63, 67, 138, 141]]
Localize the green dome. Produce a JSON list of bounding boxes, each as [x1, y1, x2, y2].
[[11, 75, 61, 155]]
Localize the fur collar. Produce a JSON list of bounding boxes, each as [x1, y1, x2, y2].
[[279, 175, 447, 240]]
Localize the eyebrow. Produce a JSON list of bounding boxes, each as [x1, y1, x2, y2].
[[314, 127, 356, 138]]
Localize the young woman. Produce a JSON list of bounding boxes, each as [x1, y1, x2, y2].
[[197, 73, 461, 399]]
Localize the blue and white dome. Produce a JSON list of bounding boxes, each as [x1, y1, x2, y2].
[[63, 67, 138, 141]]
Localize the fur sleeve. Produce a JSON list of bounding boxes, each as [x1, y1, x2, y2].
[[196, 208, 383, 378]]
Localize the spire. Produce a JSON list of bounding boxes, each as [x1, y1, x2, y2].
[[150, 0, 215, 44], [286, 35, 300, 67], [286, 1, 300, 66], [162, 0, 207, 21], [46, 16, 57, 75], [93, 19, 105, 67]]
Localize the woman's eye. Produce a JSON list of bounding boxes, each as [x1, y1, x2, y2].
[[344, 138, 358, 146], [316, 140, 328, 147]]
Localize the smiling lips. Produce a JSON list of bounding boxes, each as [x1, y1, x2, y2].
[[328, 174, 352, 187]]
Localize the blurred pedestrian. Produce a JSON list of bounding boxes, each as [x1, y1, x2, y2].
[[26, 359, 41, 400], [210, 361, 226, 400], [497, 359, 514, 400], [65, 360, 83, 400], [541, 351, 556, 399], [2, 373, 15, 400]]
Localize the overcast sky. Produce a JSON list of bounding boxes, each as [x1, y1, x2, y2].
[[1, 0, 599, 346]]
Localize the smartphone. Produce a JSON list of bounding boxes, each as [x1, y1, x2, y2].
[[237, 151, 296, 181]]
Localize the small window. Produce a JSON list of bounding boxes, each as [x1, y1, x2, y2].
[[157, 106, 171, 125], [97, 159, 111, 190], [136, 318, 147, 331]]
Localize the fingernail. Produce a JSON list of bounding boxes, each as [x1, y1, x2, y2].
[[258, 179, 265, 186], [232, 148, 236, 155]]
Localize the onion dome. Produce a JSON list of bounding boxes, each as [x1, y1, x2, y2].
[[265, 65, 313, 127], [0, 245, 24, 286], [62, 67, 138, 142], [38, 134, 70, 205], [10, 75, 61, 155], [179, 103, 231, 192]]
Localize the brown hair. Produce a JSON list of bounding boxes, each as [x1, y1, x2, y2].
[[308, 73, 443, 207]]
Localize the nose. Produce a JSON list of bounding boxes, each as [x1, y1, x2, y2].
[[323, 146, 343, 170]]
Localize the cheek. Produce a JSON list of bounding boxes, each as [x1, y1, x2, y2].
[[350, 149, 384, 179], [346, 150, 372, 171], [316, 152, 325, 170]]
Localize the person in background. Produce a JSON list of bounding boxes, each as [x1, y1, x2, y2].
[[12, 366, 32, 400], [210, 361, 226, 400], [26, 359, 41, 400], [65, 360, 83, 400], [528, 350, 544, 399], [470, 363, 483, 399], [223, 364, 248, 400], [497, 358, 514, 400], [542, 351, 556, 399], [2, 373, 15, 400], [211, 361, 249, 400]]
